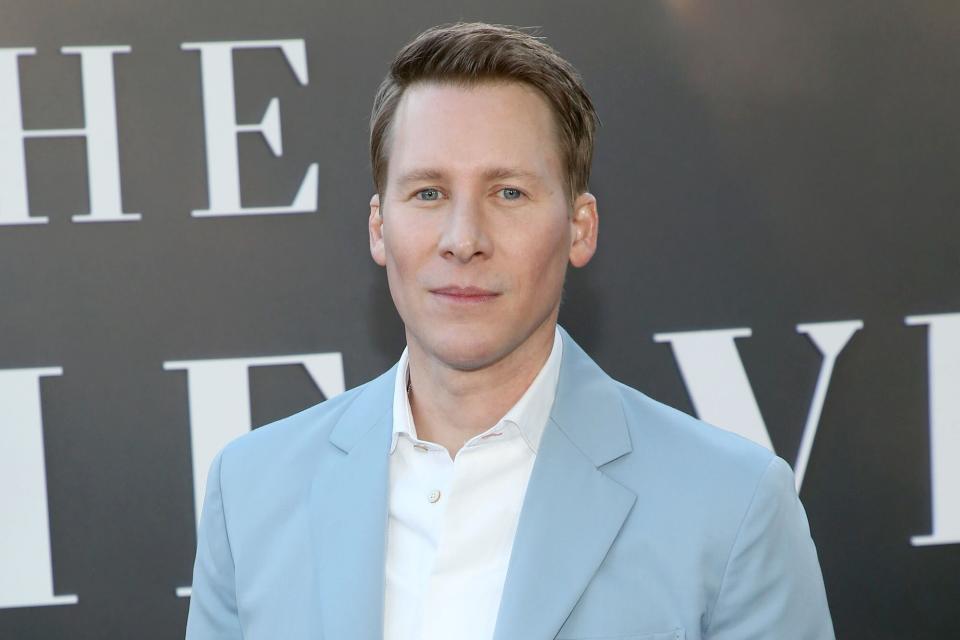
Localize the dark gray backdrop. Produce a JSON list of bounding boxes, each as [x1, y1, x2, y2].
[[1, 0, 958, 638]]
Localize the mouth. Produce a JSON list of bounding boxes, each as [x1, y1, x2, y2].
[[429, 285, 501, 304]]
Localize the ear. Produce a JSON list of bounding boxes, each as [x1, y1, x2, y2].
[[568, 191, 598, 268], [369, 193, 387, 267]]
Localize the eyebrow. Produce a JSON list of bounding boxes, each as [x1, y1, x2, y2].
[[395, 168, 445, 186], [394, 166, 544, 187]]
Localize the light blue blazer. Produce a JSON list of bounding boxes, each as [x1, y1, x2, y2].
[[185, 326, 835, 640]]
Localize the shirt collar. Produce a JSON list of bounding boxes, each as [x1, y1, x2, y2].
[[390, 326, 563, 455]]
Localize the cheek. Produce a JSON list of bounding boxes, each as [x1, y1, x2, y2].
[[382, 219, 442, 308], [510, 222, 570, 288], [383, 222, 425, 274]]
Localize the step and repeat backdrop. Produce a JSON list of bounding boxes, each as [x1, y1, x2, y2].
[[1, 1, 958, 638]]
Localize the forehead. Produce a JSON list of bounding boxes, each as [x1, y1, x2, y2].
[[386, 80, 564, 184]]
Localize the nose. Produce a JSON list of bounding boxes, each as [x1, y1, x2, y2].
[[437, 195, 493, 262]]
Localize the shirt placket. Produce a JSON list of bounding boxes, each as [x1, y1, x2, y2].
[[416, 430, 513, 640], [399, 435, 452, 640]]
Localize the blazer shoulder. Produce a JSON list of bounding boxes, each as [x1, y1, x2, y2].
[[218, 372, 382, 471], [610, 379, 778, 491], [603, 380, 805, 590], [597, 384, 831, 638]]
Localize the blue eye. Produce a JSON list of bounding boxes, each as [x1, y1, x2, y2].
[[416, 188, 440, 201], [501, 188, 523, 200]]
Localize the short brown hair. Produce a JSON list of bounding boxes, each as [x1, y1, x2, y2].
[[370, 22, 599, 202]]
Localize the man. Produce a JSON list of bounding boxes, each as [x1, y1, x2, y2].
[[185, 22, 835, 640]]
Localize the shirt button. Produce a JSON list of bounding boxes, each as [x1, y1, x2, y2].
[[427, 490, 441, 503]]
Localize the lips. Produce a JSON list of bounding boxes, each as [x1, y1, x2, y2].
[[429, 286, 500, 302]]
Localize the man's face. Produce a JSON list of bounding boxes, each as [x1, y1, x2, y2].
[[369, 81, 598, 371]]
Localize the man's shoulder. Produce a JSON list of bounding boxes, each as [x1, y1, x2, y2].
[[558, 326, 779, 494], [607, 378, 782, 500], [616, 380, 772, 463], [218, 367, 392, 471], [599, 378, 802, 580]]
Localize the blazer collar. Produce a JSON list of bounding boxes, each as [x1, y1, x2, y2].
[[549, 325, 633, 466], [328, 362, 396, 453], [325, 324, 631, 459]]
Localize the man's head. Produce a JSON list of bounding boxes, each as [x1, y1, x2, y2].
[[368, 22, 600, 371], [370, 22, 598, 204]]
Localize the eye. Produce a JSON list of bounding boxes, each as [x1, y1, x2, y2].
[[499, 187, 524, 200], [415, 188, 441, 201]]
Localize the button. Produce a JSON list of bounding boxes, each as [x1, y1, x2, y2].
[[413, 443, 429, 452], [428, 490, 441, 503]]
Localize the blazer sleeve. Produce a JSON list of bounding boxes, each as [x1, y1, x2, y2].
[[185, 449, 244, 640], [705, 456, 836, 640]]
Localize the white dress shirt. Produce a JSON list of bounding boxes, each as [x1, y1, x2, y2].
[[383, 327, 563, 640]]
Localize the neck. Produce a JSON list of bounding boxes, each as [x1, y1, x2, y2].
[[405, 315, 558, 458]]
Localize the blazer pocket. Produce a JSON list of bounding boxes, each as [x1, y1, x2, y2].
[[556, 628, 684, 640]]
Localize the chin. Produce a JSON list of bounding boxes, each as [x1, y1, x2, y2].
[[424, 327, 510, 371]]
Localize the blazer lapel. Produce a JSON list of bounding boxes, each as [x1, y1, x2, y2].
[[310, 365, 396, 640], [493, 327, 637, 640]]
